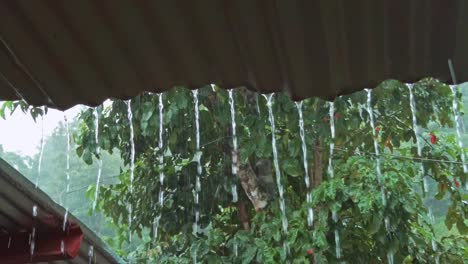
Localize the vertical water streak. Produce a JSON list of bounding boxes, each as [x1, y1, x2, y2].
[[295, 101, 313, 226], [127, 100, 136, 241], [154, 93, 165, 242], [61, 114, 71, 254], [365, 89, 393, 240], [92, 108, 103, 212], [35, 111, 45, 188], [365, 89, 387, 207], [88, 245, 94, 264], [407, 83, 438, 255], [255, 93, 261, 115], [450, 85, 468, 174], [387, 252, 394, 264], [407, 84, 428, 192], [327, 102, 342, 260], [30, 205, 38, 258], [60, 240, 65, 255], [228, 89, 239, 202], [192, 90, 202, 234], [264, 94, 289, 256]]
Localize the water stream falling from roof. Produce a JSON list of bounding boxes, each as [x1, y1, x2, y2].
[[407, 84, 428, 193], [192, 90, 202, 236], [366, 89, 393, 263], [61, 114, 71, 254], [92, 108, 103, 212], [35, 110, 45, 188], [154, 93, 165, 241], [265, 94, 289, 258], [365, 89, 387, 207], [228, 89, 239, 203], [127, 100, 136, 242], [406, 83, 438, 261], [295, 101, 313, 226], [327, 101, 342, 261]]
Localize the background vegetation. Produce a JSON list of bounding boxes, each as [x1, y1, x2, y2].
[[1, 79, 467, 263]]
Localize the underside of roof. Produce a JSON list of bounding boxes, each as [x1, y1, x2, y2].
[[0, 159, 121, 263], [0, 0, 467, 110]]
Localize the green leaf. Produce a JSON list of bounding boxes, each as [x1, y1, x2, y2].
[[242, 246, 257, 264]]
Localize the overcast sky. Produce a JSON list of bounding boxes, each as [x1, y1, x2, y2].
[[0, 104, 83, 156]]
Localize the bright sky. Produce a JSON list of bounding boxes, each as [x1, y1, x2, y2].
[[0, 104, 83, 156]]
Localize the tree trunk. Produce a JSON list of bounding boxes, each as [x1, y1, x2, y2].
[[237, 202, 250, 230], [313, 139, 323, 188], [238, 157, 269, 211]]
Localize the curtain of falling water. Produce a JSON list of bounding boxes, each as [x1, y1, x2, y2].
[[92, 108, 103, 212], [228, 89, 239, 203], [192, 90, 202, 235], [154, 93, 165, 241], [127, 101, 136, 241], [327, 101, 342, 260], [450, 85, 468, 176], [406, 83, 438, 262], [365, 89, 393, 263], [61, 114, 71, 254], [265, 94, 289, 257], [295, 101, 313, 226], [30, 205, 38, 259], [35, 111, 45, 188]]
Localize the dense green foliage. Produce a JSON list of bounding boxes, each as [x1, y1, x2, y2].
[[71, 79, 467, 263], [1, 79, 467, 263]]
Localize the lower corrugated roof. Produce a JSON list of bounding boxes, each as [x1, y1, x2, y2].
[[0, 0, 467, 110], [0, 159, 122, 264]]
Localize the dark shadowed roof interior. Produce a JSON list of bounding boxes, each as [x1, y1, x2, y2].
[[0, 0, 467, 110]]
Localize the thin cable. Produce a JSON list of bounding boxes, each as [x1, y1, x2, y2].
[[330, 146, 465, 165]]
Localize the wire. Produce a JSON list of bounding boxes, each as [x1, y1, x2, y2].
[[330, 146, 466, 166]]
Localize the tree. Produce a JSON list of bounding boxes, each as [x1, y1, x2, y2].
[[5, 79, 467, 263]]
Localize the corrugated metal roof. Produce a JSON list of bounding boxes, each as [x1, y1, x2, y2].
[[0, 159, 122, 263], [0, 0, 466, 110]]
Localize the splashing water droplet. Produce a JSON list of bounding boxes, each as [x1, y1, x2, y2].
[[228, 89, 239, 203], [88, 245, 94, 264], [32, 205, 38, 217], [60, 240, 65, 255], [295, 101, 314, 226], [30, 205, 38, 258]]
